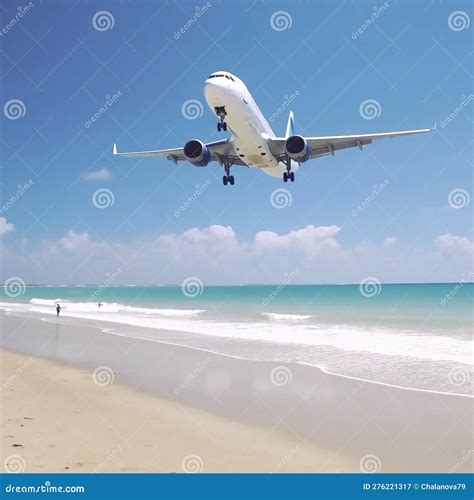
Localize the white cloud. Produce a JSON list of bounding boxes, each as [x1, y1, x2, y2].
[[383, 237, 397, 249], [435, 234, 474, 254], [0, 217, 14, 236], [83, 168, 112, 181], [59, 230, 91, 250], [2, 225, 473, 285]]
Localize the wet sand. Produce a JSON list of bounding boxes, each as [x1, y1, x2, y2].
[[1, 311, 472, 473]]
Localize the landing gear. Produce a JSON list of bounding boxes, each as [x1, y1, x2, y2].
[[222, 158, 235, 186], [283, 160, 295, 182], [215, 106, 227, 132]]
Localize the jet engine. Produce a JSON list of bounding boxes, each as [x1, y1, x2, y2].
[[284, 135, 311, 163], [183, 140, 211, 166]]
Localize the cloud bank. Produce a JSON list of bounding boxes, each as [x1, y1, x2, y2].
[[2, 223, 472, 285]]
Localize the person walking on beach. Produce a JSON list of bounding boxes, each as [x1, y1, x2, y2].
[[56, 304, 61, 317]]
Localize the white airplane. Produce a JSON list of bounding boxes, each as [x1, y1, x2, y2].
[[113, 71, 430, 186]]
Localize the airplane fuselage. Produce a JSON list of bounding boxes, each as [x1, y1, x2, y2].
[[204, 71, 297, 177]]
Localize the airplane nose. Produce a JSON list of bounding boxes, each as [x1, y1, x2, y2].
[[204, 80, 223, 103]]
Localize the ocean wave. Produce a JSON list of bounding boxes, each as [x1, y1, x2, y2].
[[262, 312, 315, 321]]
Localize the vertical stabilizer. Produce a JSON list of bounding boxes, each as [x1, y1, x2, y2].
[[285, 111, 295, 138]]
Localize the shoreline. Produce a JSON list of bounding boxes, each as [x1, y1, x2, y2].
[[1, 311, 473, 473], [4, 308, 473, 399]]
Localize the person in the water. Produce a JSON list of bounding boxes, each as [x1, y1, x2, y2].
[[56, 304, 61, 317]]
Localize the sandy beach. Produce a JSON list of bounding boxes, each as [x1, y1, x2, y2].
[[1, 311, 472, 473]]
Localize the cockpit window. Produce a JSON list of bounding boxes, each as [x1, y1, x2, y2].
[[208, 74, 225, 79]]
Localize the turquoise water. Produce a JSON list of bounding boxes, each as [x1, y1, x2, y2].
[[1, 284, 472, 394]]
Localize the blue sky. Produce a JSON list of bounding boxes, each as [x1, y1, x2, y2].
[[1, 0, 472, 284]]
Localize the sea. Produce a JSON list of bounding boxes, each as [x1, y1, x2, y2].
[[1, 283, 472, 396]]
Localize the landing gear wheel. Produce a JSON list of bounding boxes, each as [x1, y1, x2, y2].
[[290, 171, 295, 182], [222, 122, 227, 132], [229, 175, 235, 185], [223, 175, 228, 186], [217, 122, 222, 132], [283, 172, 288, 183]]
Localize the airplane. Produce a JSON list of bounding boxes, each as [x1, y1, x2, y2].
[[113, 71, 431, 186]]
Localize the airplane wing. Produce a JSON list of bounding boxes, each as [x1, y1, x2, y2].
[[113, 139, 247, 166], [268, 128, 431, 160]]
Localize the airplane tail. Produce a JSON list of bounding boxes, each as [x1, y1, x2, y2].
[[285, 111, 295, 138]]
